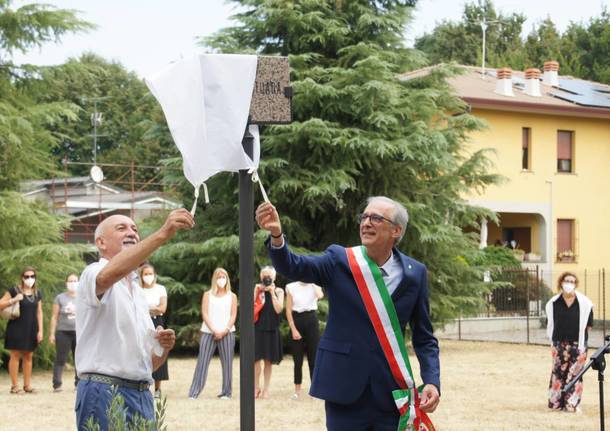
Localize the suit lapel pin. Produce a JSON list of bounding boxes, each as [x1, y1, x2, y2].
[[408, 264, 412, 270]]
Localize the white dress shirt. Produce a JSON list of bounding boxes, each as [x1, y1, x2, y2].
[[75, 258, 158, 383], [379, 251, 403, 295]]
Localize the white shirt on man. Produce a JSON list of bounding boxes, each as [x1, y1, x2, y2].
[[286, 282, 320, 312], [75, 258, 158, 383], [379, 251, 403, 295]]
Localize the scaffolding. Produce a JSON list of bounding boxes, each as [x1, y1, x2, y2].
[[48, 161, 182, 244]]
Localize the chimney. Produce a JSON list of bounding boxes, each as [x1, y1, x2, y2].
[[495, 68, 514, 97], [543, 61, 559, 87], [524, 68, 541, 97]]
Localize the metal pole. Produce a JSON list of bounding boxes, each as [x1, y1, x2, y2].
[[602, 268, 606, 339], [600, 269, 604, 340], [93, 98, 98, 165], [239, 126, 255, 431], [526, 270, 530, 344], [481, 20, 487, 77]]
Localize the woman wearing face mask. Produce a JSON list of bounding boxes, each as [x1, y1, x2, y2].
[[189, 268, 237, 399], [49, 273, 79, 392], [0, 267, 43, 394], [546, 272, 593, 412], [254, 266, 284, 399], [138, 264, 168, 398]]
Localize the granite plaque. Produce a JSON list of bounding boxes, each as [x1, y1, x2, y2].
[[249, 56, 292, 124]]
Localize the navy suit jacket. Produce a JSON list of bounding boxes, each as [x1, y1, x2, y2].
[[268, 239, 440, 412]]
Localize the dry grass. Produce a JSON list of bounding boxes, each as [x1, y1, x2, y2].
[[0, 340, 602, 430]]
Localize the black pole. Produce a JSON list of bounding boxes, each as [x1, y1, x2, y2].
[[239, 126, 255, 431]]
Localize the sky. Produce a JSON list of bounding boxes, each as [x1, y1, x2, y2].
[[12, 0, 609, 78]]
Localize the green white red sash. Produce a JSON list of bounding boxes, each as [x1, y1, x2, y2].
[[346, 246, 435, 431]]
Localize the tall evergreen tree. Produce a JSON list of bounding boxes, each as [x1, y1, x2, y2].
[[0, 0, 92, 188], [145, 0, 500, 348], [0, 0, 91, 366]]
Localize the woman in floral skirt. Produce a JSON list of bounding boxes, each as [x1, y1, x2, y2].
[[545, 272, 593, 412]]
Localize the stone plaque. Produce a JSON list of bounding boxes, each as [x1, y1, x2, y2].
[[249, 56, 292, 124]]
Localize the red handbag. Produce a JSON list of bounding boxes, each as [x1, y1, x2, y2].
[[254, 287, 264, 322]]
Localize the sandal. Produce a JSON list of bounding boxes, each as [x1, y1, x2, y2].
[[254, 388, 262, 399], [10, 386, 22, 394], [23, 386, 37, 394]]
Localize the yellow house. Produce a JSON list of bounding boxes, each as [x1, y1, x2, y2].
[[402, 63, 610, 312]]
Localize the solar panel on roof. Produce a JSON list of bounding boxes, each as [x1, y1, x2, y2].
[[550, 78, 610, 109]]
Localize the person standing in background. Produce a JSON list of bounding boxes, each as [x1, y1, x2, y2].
[[49, 273, 79, 392], [546, 272, 593, 413], [139, 264, 169, 398], [189, 268, 237, 400], [254, 266, 284, 400], [0, 266, 44, 394], [285, 281, 323, 400]]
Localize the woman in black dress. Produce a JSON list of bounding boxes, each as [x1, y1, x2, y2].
[[0, 267, 43, 394], [254, 266, 284, 399]]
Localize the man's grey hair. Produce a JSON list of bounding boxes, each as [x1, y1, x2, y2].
[[366, 196, 409, 243], [260, 265, 277, 279]]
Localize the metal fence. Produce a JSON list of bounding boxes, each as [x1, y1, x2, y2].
[[437, 267, 608, 348]]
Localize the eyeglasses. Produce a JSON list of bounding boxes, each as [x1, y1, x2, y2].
[[23, 275, 36, 280], [357, 213, 396, 226]]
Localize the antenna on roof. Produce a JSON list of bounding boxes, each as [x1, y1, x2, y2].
[[475, 16, 503, 79]]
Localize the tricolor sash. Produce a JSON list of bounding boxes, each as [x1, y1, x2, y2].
[[346, 246, 435, 431]]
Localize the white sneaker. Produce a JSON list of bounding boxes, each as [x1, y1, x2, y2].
[[290, 393, 300, 401], [154, 389, 161, 399], [189, 396, 197, 400], [219, 395, 231, 400]]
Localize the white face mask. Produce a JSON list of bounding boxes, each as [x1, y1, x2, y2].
[[562, 282, 576, 294], [66, 281, 78, 293], [217, 278, 227, 289], [23, 278, 35, 288], [142, 275, 155, 286]]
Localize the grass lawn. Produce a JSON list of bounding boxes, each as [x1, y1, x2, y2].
[[0, 340, 601, 430]]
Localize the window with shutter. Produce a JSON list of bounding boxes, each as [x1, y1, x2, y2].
[[522, 128, 531, 170], [557, 219, 576, 262], [557, 131, 573, 173]]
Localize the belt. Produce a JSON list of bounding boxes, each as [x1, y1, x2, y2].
[[80, 373, 150, 392], [293, 310, 317, 314]]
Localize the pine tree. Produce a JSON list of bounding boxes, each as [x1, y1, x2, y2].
[[144, 0, 500, 347], [0, 1, 91, 367]]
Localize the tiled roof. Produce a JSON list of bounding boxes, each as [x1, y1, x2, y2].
[[399, 65, 610, 118]]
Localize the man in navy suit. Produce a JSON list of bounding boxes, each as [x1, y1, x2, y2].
[[256, 196, 440, 430]]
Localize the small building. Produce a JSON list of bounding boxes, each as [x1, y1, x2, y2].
[[21, 176, 181, 244]]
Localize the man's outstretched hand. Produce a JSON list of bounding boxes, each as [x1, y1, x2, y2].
[[255, 202, 282, 237], [159, 208, 195, 240]]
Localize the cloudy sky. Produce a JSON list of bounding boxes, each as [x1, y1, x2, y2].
[[12, 0, 609, 77]]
